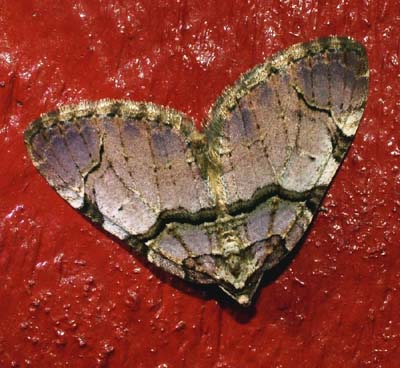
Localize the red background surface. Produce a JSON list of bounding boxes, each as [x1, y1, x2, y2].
[[1, 1, 399, 367]]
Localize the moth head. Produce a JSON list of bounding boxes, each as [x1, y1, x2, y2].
[[189, 130, 207, 151]]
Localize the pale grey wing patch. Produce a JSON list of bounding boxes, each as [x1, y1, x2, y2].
[[246, 201, 273, 244], [101, 118, 159, 214], [93, 166, 158, 236], [119, 119, 161, 211], [175, 224, 212, 256], [268, 63, 337, 193], [252, 74, 296, 176], [293, 44, 368, 137], [218, 84, 279, 204], [273, 74, 302, 172], [311, 56, 330, 107], [279, 108, 333, 192], [146, 223, 212, 263], [286, 44, 368, 188], [145, 223, 216, 284], [43, 115, 161, 239], [27, 117, 104, 212], [149, 123, 212, 212], [245, 197, 311, 251], [216, 75, 334, 197], [147, 250, 186, 279], [62, 123, 93, 174], [285, 211, 311, 251], [46, 126, 83, 184], [271, 200, 299, 235], [152, 233, 189, 262]]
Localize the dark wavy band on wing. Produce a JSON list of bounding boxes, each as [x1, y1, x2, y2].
[[25, 101, 215, 240]]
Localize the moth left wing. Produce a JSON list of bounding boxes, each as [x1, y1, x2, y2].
[[25, 100, 215, 242]]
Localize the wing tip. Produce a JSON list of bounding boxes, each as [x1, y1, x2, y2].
[[205, 35, 368, 134]]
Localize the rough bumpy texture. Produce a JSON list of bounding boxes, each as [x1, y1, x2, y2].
[[24, 37, 368, 305], [3, 1, 400, 367]]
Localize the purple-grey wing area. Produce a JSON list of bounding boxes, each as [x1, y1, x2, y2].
[[207, 37, 368, 205]]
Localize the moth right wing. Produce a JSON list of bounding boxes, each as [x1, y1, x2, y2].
[[143, 37, 369, 304], [205, 37, 368, 207], [195, 37, 369, 298]]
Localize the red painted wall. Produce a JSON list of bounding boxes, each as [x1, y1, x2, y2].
[[1, 1, 399, 367]]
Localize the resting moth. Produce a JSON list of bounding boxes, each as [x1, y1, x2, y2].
[[25, 37, 368, 305]]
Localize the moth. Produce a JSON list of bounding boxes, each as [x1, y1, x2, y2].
[[25, 37, 368, 305]]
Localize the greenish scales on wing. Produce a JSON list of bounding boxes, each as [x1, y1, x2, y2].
[[25, 37, 369, 306]]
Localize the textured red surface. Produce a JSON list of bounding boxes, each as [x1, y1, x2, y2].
[[0, 1, 399, 367]]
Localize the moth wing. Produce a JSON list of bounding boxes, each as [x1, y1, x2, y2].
[[143, 196, 313, 304], [206, 37, 368, 205], [25, 101, 215, 241], [200, 37, 368, 293]]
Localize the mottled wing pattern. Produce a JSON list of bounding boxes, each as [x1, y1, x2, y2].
[[25, 37, 368, 306], [25, 101, 215, 242]]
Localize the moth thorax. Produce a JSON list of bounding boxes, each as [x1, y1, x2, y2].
[[219, 233, 243, 257]]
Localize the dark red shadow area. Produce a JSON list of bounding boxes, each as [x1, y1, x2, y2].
[[1, 1, 400, 367]]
